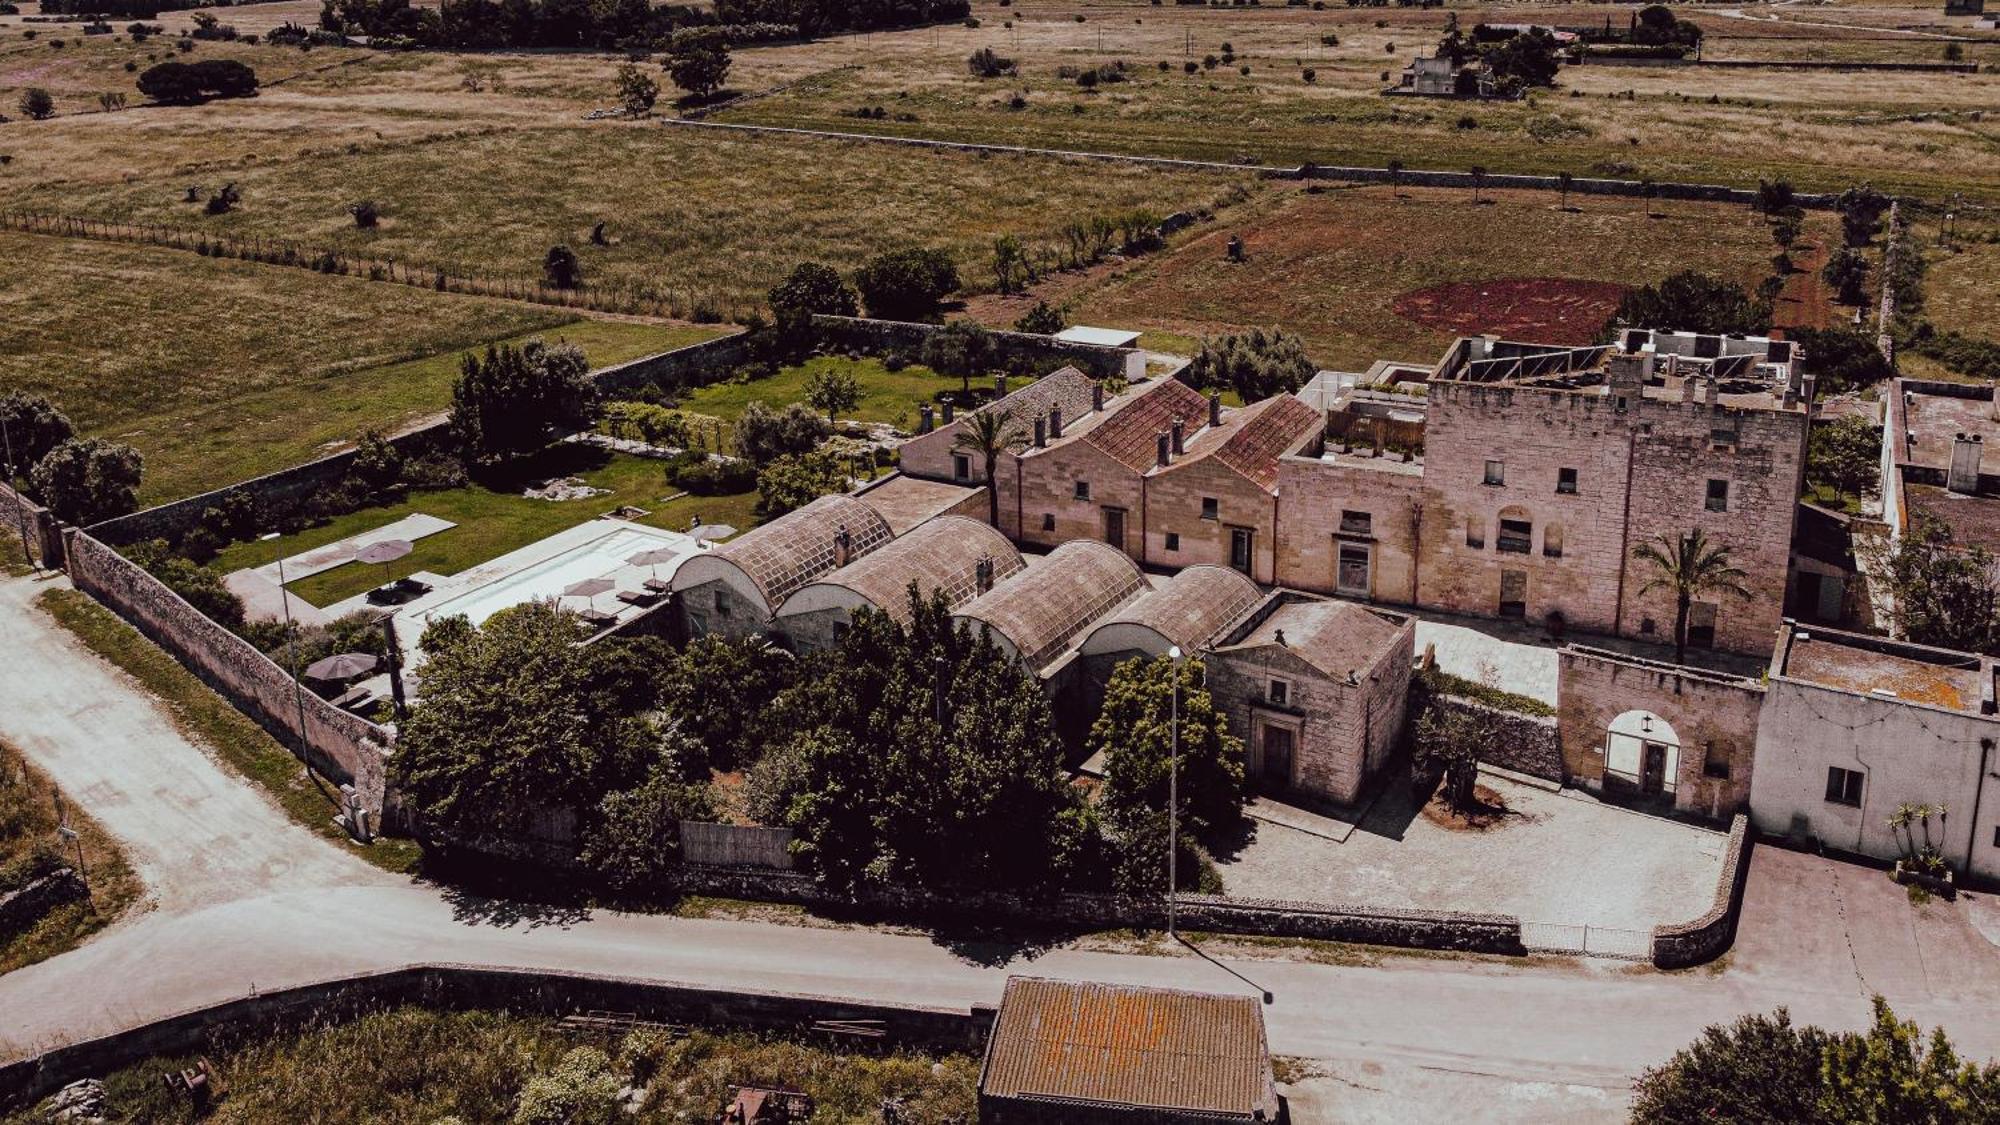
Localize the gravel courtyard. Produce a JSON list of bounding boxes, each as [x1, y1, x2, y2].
[[1214, 774, 1728, 932]]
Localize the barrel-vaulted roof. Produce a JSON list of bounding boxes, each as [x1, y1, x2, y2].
[[954, 541, 1149, 671], [699, 493, 892, 607], [803, 514, 1023, 626]]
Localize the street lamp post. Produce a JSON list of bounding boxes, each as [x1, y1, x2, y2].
[[1167, 644, 1182, 939], [260, 533, 315, 783]]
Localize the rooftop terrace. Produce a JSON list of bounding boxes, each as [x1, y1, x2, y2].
[[1778, 624, 1995, 715]]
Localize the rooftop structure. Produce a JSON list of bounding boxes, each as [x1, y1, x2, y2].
[[1882, 379, 2000, 554], [1775, 624, 1991, 714], [672, 488, 892, 620], [1079, 564, 1264, 661], [952, 540, 1149, 674], [772, 515, 1024, 646], [1053, 325, 1143, 349], [1435, 329, 1801, 404], [897, 367, 1101, 487], [1215, 596, 1410, 683], [978, 977, 1280, 1124], [852, 474, 984, 535]]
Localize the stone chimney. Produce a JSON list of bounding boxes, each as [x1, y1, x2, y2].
[[834, 524, 852, 567], [1049, 406, 1063, 438], [919, 403, 935, 434], [1607, 352, 1649, 399], [1208, 391, 1222, 427], [1156, 432, 1172, 467], [1703, 376, 1720, 408], [975, 555, 995, 593], [1092, 383, 1105, 412], [1033, 415, 1047, 448], [1949, 432, 1983, 495], [942, 401, 956, 424], [1171, 417, 1186, 455], [1680, 375, 1698, 403]]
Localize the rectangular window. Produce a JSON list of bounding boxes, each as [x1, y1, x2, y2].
[[1337, 542, 1371, 595], [1710, 427, 1739, 450], [1201, 497, 1219, 521], [1825, 766, 1864, 807], [1497, 518, 1532, 555], [1339, 510, 1372, 536], [1706, 479, 1729, 512], [1703, 745, 1730, 780], [1557, 467, 1578, 495], [1164, 532, 1180, 551], [1268, 679, 1289, 706], [1074, 480, 1091, 501], [951, 453, 971, 481], [1688, 601, 1718, 650], [1484, 460, 1505, 486], [1041, 513, 1055, 532]]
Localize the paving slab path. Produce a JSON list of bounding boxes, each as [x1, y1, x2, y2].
[[3, 570, 1999, 1120]]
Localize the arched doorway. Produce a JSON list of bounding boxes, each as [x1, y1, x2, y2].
[[1606, 710, 1680, 799]]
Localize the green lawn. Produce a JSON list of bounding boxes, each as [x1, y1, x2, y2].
[[128, 319, 726, 504], [212, 447, 760, 610], [675, 355, 967, 430]]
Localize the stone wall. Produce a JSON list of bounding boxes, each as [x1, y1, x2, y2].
[[0, 868, 86, 937], [0, 479, 61, 568], [1273, 454, 1425, 603], [1557, 645, 1765, 819], [1651, 814, 1754, 969], [812, 316, 1144, 383], [1425, 690, 1563, 783], [0, 964, 990, 1112], [63, 530, 391, 822]]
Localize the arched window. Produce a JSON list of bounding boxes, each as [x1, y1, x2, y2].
[[1543, 522, 1565, 559], [1465, 514, 1484, 549], [1496, 505, 1532, 555]]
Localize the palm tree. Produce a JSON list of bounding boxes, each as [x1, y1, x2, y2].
[[954, 407, 1023, 530], [1631, 529, 1753, 665]]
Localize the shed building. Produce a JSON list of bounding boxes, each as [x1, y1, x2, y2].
[[670, 493, 893, 641], [978, 976, 1281, 1124], [773, 515, 1024, 651]]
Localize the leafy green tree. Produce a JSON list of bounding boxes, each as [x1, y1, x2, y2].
[[1877, 518, 2000, 654], [1609, 270, 1770, 336], [655, 635, 797, 772], [1820, 997, 2000, 1120], [767, 261, 857, 341], [393, 602, 638, 839], [125, 538, 246, 628], [1091, 655, 1244, 843], [581, 728, 716, 892], [774, 589, 1088, 893], [1806, 414, 1881, 505], [0, 391, 75, 479], [921, 320, 997, 397], [1631, 1009, 1831, 1124], [856, 247, 961, 322], [1823, 247, 1873, 306], [1792, 325, 1895, 392], [135, 59, 257, 102], [731, 400, 828, 465], [1836, 183, 1892, 248], [448, 339, 597, 465], [613, 61, 657, 115], [665, 43, 729, 100], [1183, 327, 1315, 402], [953, 407, 1023, 528], [1482, 27, 1560, 88], [1013, 299, 1066, 335], [348, 427, 405, 499], [991, 234, 1030, 295], [755, 448, 850, 518], [1631, 529, 1753, 665], [804, 365, 860, 424], [27, 437, 142, 526]]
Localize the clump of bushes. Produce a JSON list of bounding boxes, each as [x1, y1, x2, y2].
[[135, 58, 258, 103]]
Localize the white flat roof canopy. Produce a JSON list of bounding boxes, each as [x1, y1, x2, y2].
[[1054, 325, 1142, 349]]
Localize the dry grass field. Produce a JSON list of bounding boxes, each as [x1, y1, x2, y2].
[[0, 231, 719, 499], [1024, 182, 1825, 368]]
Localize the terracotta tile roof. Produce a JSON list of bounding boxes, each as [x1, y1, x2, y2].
[[954, 541, 1150, 671], [814, 514, 1023, 626], [979, 977, 1277, 1120], [1085, 565, 1264, 656], [703, 494, 893, 607], [1206, 394, 1322, 490], [1222, 598, 1407, 681], [1078, 378, 1212, 473]]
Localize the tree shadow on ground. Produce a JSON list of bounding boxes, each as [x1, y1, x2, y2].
[[417, 850, 594, 930]]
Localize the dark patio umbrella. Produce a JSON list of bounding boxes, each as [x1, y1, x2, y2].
[[305, 652, 380, 682], [562, 577, 617, 599]]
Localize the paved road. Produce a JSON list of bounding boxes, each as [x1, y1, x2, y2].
[[4, 570, 1999, 1121]]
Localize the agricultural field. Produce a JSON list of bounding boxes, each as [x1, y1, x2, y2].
[[1918, 222, 2000, 344], [0, 231, 719, 500], [0, 739, 140, 976], [1035, 182, 1819, 369]]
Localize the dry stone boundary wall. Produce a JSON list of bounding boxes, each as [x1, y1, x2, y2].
[[1650, 814, 1754, 969]]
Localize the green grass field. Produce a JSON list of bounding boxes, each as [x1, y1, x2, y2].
[[676, 355, 960, 428], [211, 446, 760, 609]]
